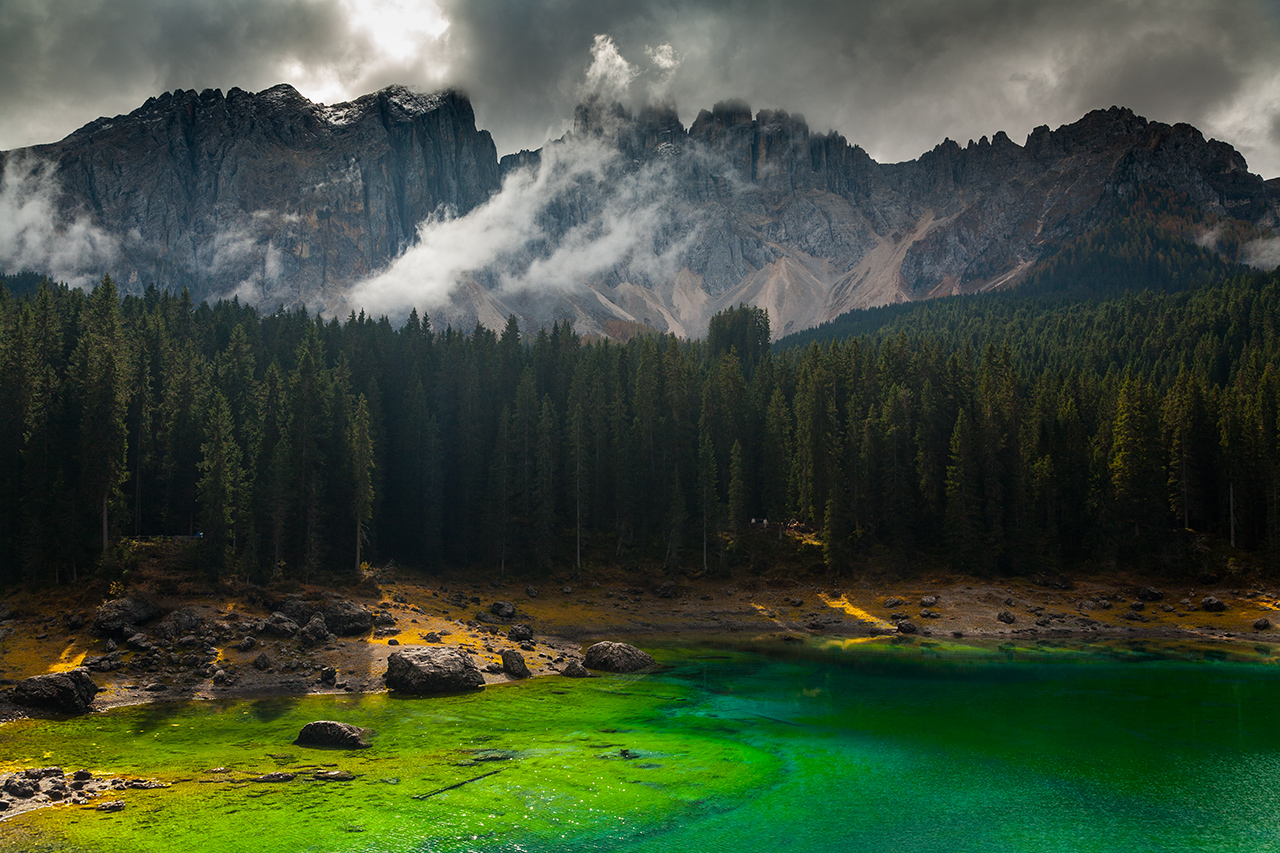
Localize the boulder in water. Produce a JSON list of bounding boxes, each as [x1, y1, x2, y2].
[[583, 641, 656, 673], [295, 721, 370, 749]]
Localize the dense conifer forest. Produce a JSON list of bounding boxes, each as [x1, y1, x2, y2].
[[0, 266, 1277, 588]]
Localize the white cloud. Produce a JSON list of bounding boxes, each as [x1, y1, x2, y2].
[[343, 127, 704, 320], [0, 155, 118, 288], [581, 34, 638, 103]]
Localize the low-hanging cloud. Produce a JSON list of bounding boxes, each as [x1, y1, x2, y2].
[[342, 131, 703, 321], [0, 156, 118, 288], [342, 34, 706, 321]]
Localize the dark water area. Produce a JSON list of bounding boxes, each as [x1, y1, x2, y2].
[[2, 637, 1278, 852]]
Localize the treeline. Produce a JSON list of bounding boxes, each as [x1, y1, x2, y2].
[[0, 270, 1277, 587]]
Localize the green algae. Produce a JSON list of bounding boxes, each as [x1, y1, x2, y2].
[[4, 639, 1280, 852]]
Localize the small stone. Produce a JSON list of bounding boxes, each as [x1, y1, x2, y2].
[[997, 611, 1016, 624], [896, 620, 919, 635], [1254, 617, 1271, 631], [253, 652, 272, 671], [387, 638, 400, 646], [560, 660, 592, 678], [489, 602, 516, 619], [1201, 596, 1227, 612], [920, 595, 939, 607], [96, 800, 126, 812], [252, 772, 296, 783]]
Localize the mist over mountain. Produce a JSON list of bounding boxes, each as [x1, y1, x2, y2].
[[2, 81, 1278, 338]]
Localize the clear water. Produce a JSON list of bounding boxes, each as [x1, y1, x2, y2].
[[2, 638, 1279, 852]]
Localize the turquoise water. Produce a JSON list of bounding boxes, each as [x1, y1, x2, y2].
[[2, 638, 1279, 852]]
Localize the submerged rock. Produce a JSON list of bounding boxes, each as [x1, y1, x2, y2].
[[12, 668, 100, 714], [295, 721, 370, 749], [583, 641, 656, 673], [384, 647, 485, 694]]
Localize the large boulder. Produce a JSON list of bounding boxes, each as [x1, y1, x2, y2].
[[260, 612, 300, 638], [500, 649, 531, 679], [295, 721, 370, 749], [12, 668, 100, 714], [299, 613, 335, 648], [92, 596, 159, 638], [384, 647, 485, 694], [276, 598, 373, 636], [583, 641, 656, 673], [153, 607, 205, 641]]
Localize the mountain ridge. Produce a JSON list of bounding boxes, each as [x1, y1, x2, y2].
[[2, 84, 1276, 338]]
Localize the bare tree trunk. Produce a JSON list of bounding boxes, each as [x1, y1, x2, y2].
[[101, 492, 110, 564]]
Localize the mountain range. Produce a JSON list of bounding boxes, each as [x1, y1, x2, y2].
[[2, 83, 1278, 338]]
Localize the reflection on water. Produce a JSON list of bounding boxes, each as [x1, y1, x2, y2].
[[2, 637, 1278, 852]]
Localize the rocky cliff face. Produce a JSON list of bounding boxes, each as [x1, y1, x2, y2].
[[1, 84, 499, 306], [3, 86, 1276, 338]]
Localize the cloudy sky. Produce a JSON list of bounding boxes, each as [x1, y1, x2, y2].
[[2, 0, 1280, 176]]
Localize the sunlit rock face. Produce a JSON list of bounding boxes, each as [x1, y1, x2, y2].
[[3, 84, 1277, 339]]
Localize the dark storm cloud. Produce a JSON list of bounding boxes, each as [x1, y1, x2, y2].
[[2, 0, 1278, 175], [438, 0, 1280, 174], [0, 0, 376, 149]]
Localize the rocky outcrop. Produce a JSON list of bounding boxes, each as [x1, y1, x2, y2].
[[299, 613, 335, 648], [275, 598, 373, 636], [294, 721, 370, 749], [583, 641, 656, 673], [92, 596, 159, 638], [384, 647, 485, 694], [12, 668, 100, 714]]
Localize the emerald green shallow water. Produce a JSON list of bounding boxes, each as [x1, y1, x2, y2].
[[2, 638, 1279, 852]]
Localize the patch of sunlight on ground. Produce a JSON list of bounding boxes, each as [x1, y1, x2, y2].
[[819, 593, 895, 630]]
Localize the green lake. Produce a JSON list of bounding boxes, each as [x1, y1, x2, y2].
[[2, 637, 1279, 852]]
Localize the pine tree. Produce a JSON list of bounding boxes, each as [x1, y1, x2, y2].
[[197, 391, 247, 577], [74, 276, 130, 564], [348, 394, 375, 576]]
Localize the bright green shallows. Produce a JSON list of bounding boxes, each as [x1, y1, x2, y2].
[[3, 638, 1280, 852]]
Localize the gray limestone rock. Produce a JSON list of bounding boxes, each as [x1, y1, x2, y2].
[[12, 668, 100, 714], [383, 647, 485, 694], [295, 721, 370, 749], [92, 597, 159, 638], [500, 650, 531, 679], [583, 641, 656, 673]]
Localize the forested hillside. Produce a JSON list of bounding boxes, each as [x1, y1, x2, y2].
[[0, 270, 1277, 588]]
